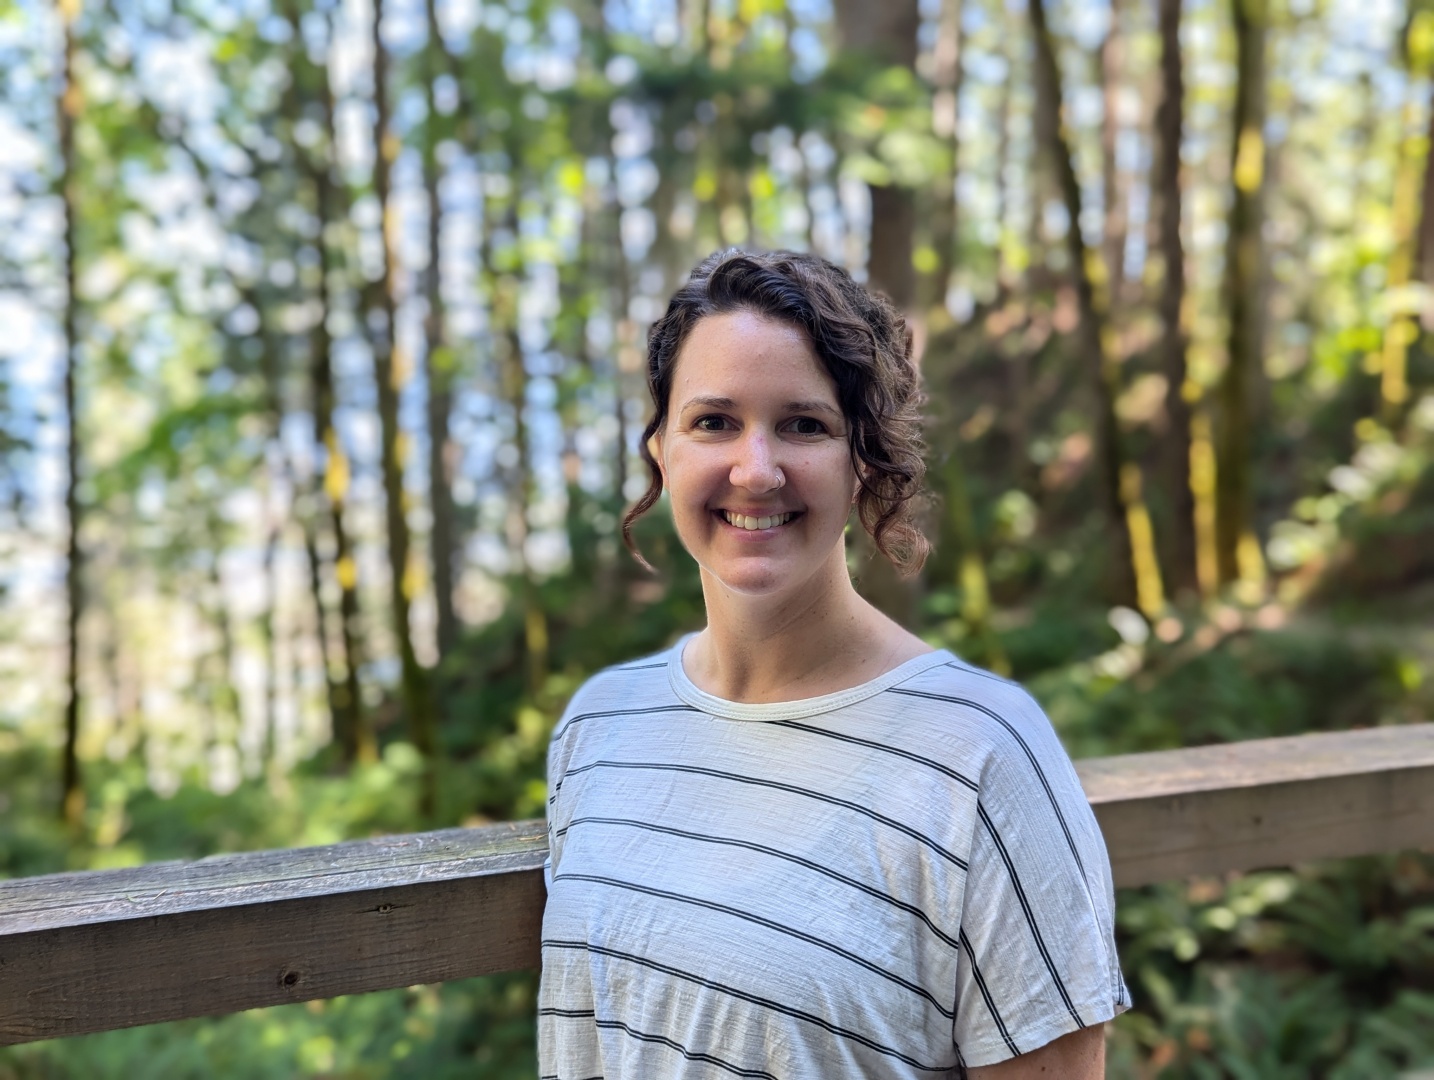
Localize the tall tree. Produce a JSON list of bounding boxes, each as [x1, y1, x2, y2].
[[1215, 0, 1270, 589], [1099, 0, 1129, 307], [832, 0, 920, 314], [318, 18, 370, 764], [369, 0, 437, 799], [925, 0, 1005, 671], [928, 0, 964, 308], [1417, 71, 1434, 289], [422, 0, 460, 663], [1155, 0, 1200, 598], [494, 191, 550, 698], [275, 0, 369, 763], [1030, 0, 1166, 618], [1381, 7, 1433, 427], [832, 0, 923, 625], [57, 0, 84, 825]]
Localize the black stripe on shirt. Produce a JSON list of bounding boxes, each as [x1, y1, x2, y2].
[[558, 815, 961, 952], [770, 719, 979, 793], [958, 927, 1020, 1058], [557, 870, 957, 1021], [594, 1018, 780, 1079], [893, 683, 1121, 1016], [974, 801, 1084, 1028], [557, 759, 968, 872], [550, 706, 702, 805], [944, 659, 1017, 687], [887, 686, 1095, 899], [541, 938, 954, 1072], [552, 703, 698, 745]]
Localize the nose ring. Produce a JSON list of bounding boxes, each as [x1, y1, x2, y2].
[[773, 466, 785, 488]]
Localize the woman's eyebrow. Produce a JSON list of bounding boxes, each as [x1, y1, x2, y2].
[[676, 395, 841, 417], [785, 400, 841, 417], [678, 395, 739, 412]]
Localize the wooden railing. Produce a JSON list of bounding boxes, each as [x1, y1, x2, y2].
[[3, 723, 1432, 1046]]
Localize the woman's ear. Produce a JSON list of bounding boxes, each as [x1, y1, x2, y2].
[[648, 430, 667, 486]]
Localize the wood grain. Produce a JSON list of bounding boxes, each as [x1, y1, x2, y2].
[[3, 726, 1432, 1044]]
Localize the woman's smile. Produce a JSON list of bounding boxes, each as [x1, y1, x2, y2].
[[717, 510, 800, 532]]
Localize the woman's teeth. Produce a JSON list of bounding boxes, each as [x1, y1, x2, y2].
[[722, 511, 794, 531]]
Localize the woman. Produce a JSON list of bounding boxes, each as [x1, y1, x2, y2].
[[540, 250, 1127, 1079]]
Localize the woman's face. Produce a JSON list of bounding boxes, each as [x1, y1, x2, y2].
[[653, 310, 859, 598]]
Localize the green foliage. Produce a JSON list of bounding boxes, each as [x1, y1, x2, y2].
[[4, 0, 1434, 1072], [1036, 628, 1405, 757], [1109, 857, 1434, 1078], [0, 976, 537, 1080]]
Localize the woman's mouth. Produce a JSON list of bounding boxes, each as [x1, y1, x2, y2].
[[720, 510, 797, 531]]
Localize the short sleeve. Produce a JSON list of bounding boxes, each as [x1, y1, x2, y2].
[[543, 683, 588, 893], [544, 725, 566, 893], [951, 693, 1129, 1067]]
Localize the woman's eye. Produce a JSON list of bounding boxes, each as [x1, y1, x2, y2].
[[790, 417, 827, 436], [695, 416, 728, 432]]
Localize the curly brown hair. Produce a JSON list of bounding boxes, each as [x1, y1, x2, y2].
[[622, 249, 930, 577]]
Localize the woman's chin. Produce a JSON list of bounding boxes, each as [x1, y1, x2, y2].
[[698, 558, 797, 599]]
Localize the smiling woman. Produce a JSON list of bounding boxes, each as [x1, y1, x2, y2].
[[539, 250, 1127, 1079]]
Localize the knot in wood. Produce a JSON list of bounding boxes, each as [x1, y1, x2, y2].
[[280, 969, 301, 988]]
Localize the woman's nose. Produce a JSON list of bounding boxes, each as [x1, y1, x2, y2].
[[729, 431, 785, 493]]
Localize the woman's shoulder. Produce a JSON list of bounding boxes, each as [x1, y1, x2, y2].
[[581, 641, 681, 693], [893, 653, 1049, 725], [888, 654, 1071, 773], [551, 640, 685, 739]]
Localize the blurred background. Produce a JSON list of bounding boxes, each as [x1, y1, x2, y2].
[[2, 0, 1433, 1073]]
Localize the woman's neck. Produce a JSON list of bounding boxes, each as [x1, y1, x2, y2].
[[684, 559, 931, 704]]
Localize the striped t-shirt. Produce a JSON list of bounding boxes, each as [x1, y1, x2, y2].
[[539, 636, 1128, 1078]]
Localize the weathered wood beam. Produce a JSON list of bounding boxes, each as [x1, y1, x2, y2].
[[3, 725, 1432, 1045], [0, 820, 548, 1045], [1077, 723, 1434, 886]]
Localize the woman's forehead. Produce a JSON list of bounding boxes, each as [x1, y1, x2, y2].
[[670, 311, 836, 402]]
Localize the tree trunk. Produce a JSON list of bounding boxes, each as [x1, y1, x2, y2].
[[833, 0, 924, 627], [1098, 0, 1129, 307], [203, 541, 244, 771], [259, 441, 283, 774], [993, 27, 1016, 305], [502, 197, 550, 699], [321, 81, 369, 766], [310, 218, 368, 766], [928, 0, 964, 312], [1215, 0, 1268, 590], [945, 449, 1009, 674], [928, 0, 1002, 665], [1030, 0, 1166, 618], [281, 0, 368, 764], [1416, 77, 1434, 288], [1155, 0, 1199, 599], [1380, 17, 1432, 427], [296, 502, 340, 759], [423, 0, 459, 663], [58, 0, 84, 825], [370, 0, 437, 809]]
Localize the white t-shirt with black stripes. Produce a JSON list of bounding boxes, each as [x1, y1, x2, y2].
[[539, 636, 1128, 1078]]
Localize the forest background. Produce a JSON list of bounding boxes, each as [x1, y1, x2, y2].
[[1, 0, 1433, 1072]]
